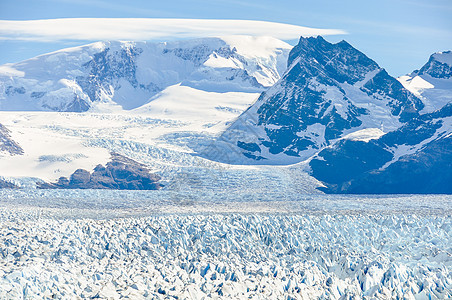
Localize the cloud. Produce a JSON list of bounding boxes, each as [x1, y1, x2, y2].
[[0, 18, 346, 42]]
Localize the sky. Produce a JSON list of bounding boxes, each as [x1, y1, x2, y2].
[[0, 0, 451, 76]]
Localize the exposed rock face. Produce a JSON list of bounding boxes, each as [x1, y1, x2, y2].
[[205, 36, 423, 164], [0, 124, 23, 155], [310, 103, 452, 194], [344, 137, 451, 194], [39, 153, 161, 190]]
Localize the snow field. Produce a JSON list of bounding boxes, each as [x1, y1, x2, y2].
[[0, 211, 450, 299]]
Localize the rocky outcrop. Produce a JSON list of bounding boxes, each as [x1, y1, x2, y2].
[[0, 124, 23, 155], [39, 153, 161, 190]]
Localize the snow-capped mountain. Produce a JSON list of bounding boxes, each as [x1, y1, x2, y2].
[[398, 51, 452, 113], [310, 103, 452, 193], [204, 36, 424, 164], [0, 36, 291, 112]]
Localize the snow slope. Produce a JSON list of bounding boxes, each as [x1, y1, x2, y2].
[[0, 123, 23, 156]]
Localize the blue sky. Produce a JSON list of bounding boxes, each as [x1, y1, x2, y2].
[[0, 0, 451, 76]]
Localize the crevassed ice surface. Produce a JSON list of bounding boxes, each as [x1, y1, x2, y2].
[[0, 192, 451, 299]]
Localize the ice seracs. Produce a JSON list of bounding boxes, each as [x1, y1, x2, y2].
[[0, 210, 450, 299]]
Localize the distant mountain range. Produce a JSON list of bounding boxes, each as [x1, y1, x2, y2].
[[0, 36, 290, 112], [0, 35, 450, 193]]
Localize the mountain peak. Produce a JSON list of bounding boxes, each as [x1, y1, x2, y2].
[[398, 49, 452, 113], [432, 50, 452, 65], [288, 35, 379, 85], [417, 50, 452, 79], [297, 35, 328, 45], [204, 37, 423, 164]]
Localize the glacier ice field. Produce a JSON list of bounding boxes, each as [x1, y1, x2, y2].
[[0, 191, 451, 299]]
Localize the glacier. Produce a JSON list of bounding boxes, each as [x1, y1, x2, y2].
[[0, 34, 451, 299], [0, 193, 451, 299], [0, 35, 449, 194]]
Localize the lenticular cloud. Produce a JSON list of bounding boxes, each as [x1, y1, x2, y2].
[[0, 18, 346, 42]]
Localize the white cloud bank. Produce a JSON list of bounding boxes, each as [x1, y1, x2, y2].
[[0, 18, 346, 42]]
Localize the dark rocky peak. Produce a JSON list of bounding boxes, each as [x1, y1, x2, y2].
[[287, 36, 379, 85], [416, 50, 452, 79], [285, 36, 423, 122]]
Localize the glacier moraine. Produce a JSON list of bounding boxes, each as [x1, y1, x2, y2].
[[0, 194, 451, 299]]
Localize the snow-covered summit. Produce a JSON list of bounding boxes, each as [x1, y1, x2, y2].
[[0, 36, 291, 112]]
